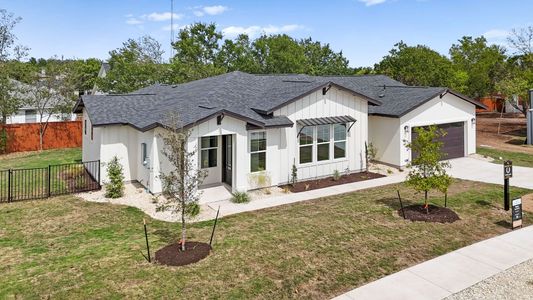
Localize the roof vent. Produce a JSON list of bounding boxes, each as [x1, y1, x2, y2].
[[378, 93, 385, 98], [198, 104, 216, 109]]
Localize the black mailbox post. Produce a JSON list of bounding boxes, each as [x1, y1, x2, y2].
[[504, 161, 513, 211]]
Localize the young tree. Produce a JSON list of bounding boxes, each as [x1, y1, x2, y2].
[[105, 156, 125, 198], [156, 114, 207, 251], [405, 126, 451, 213], [25, 62, 75, 150]]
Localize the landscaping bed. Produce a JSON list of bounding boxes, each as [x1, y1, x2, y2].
[[399, 204, 460, 223], [284, 171, 385, 192], [0, 180, 530, 299], [155, 242, 211, 266]]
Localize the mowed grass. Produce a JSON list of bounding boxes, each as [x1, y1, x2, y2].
[[477, 146, 533, 168], [0, 180, 530, 299], [0, 148, 82, 170]]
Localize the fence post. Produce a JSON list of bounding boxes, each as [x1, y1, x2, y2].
[[97, 160, 101, 188], [48, 165, 51, 198], [7, 169, 12, 203]]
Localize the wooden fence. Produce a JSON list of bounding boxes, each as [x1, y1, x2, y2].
[[1, 121, 82, 153]]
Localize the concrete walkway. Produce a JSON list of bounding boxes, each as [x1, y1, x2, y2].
[[197, 172, 407, 221], [448, 157, 533, 189], [333, 225, 533, 300]]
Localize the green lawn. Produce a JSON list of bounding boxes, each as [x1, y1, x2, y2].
[[0, 148, 82, 170], [0, 180, 529, 299], [477, 147, 533, 168]]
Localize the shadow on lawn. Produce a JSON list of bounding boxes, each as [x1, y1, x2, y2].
[[152, 229, 179, 244], [376, 197, 415, 210]]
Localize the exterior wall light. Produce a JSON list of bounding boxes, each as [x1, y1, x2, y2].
[[471, 117, 476, 125], [404, 125, 409, 134]]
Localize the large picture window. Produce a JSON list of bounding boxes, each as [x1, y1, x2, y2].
[[333, 124, 347, 159], [299, 126, 314, 164], [250, 131, 266, 172], [200, 136, 218, 168]]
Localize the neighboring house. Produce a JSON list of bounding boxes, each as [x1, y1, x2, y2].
[[6, 80, 76, 124], [74, 71, 485, 194], [91, 62, 110, 95]]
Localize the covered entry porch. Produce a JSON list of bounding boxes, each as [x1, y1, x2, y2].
[[198, 134, 235, 203]]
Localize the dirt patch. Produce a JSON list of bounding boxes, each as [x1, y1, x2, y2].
[[155, 241, 211, 266], [522, 194, 533, 213], [399, 204, 460, 223], [477, 113, 533, 154], [283, 171, 385, 193]]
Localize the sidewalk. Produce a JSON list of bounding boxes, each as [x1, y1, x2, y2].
[[197, 172, 407, 222], [333, 225, 533, 300]]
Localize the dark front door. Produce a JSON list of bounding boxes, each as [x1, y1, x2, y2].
[[411, 122, 465, 161], [222, 135, 232, 186]]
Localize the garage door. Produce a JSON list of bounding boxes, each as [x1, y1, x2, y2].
[[411, 122, 465, 160]]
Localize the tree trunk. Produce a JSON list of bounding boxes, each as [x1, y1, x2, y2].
[[424, 190, 429, 214], [179, 140, 186, 251]]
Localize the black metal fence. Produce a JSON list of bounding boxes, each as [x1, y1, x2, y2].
[[0, 160, 100, 203]]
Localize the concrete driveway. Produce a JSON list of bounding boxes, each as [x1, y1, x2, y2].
[[447, 157, 533, 189]]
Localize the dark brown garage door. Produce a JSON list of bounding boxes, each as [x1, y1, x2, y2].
[[411, 122, 465, 160]]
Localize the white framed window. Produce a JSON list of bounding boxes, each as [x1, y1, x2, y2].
[[299, 126, 314, 164], [250, 131, 266, 172], [141, 143, 148, 166], [333, 124, 347, 159], [316, 125, 330, 161], [25, 110, 36, 123], [200, 136, 218, 169]]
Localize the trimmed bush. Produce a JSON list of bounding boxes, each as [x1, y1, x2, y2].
[[105, 156, 124, 198], [231, 191, 250, 204]]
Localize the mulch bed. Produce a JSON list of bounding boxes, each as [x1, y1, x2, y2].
[[283, 171, 385, 193], [155, 241, 211, 267], [399, 204, 460, 223]]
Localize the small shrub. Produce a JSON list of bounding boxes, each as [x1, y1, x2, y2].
[[283, 186, 290, 194], [263, 188, 271, 195], [231, 191, 250, 203], [332, 170, 341, 181], [387, 169, 393, 175], [304, 183, 310, 191], [105, 156, 124, 198], [291, 162, 298, 185]]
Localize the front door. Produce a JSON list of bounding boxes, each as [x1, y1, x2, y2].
[[222, 135, 232, 186]]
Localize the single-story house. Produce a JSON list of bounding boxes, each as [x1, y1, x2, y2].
[[74, 71, 485, 194], [7, 79, 76, 124]]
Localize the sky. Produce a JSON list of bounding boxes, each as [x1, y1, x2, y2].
[[1, 0, 532, 67]]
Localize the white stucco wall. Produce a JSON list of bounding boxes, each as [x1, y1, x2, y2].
[[368, 116, 401, 167], [274, 86, 369, 183], [81, 109, 101, 163], [368, 93, 476, 168]]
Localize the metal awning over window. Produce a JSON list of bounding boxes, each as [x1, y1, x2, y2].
[[296, 115, 357, 136]]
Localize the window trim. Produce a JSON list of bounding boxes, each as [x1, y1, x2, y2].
[[298, 126, 314, 165], [200, 136, 218, 169], [297, 123, 348, 166], [249, 131, 267, 173], [333, 123, 347, 159]]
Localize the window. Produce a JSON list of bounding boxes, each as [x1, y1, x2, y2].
[[91, 125, 94, 141], [200, 136, 218, 168], [84, 120, 87, 135], [316, 125, 330, 161], [299, 126, 313, 164], [25, 110, 36, 123], [250, 131, 266, 172], [333, 124, 347, 159], [141, 143, 148, 166]]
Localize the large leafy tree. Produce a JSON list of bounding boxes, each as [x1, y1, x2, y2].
[[300, 37, 351, 75], [98, 36, 168, 93], [170, 23, 225, 82], [217, 34, 260, 73], [252, 34, 307, 74], [375, 41, 454, 87], [450, 36, 507, 98]]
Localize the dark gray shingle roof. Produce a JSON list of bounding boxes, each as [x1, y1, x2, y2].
[[75, 71, 484, 131]]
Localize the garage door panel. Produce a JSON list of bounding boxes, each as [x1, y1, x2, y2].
[[411, 122, 465, 160]]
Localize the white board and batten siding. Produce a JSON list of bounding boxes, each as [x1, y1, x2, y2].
[[273, 86, 369, 183]]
